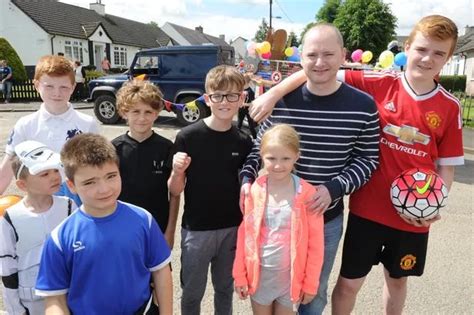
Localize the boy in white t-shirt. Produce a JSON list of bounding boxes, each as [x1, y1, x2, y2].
[[0, 55, 99, 204], [0, 140, 76, 314]]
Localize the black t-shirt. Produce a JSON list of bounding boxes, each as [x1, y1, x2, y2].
[[173, 120, 253, 230], [112, 131, 173, 232]]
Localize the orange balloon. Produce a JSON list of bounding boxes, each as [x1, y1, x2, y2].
[[0, 195, 22, 217]]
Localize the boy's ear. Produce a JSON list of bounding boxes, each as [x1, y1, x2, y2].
[[15, 179, 28, 193], [203, 94, 211, 107], [66, 178, 77, 194], [33, 80, 40, 92]]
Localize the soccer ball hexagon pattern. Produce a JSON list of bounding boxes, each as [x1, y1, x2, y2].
[[390, 168, 448, 220]]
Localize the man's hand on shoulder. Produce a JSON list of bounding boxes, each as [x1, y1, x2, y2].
[[249, 92, 278, 123], [306, 185, 332, 215]]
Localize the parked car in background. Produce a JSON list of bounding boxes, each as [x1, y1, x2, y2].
[[88, 45, 235, 125]]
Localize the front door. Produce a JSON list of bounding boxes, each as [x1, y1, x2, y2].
[[94, 45, 104, 71]]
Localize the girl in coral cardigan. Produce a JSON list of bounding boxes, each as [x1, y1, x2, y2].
[[233, 124, 325, 314]]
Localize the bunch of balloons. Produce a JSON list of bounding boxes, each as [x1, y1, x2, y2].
[[351, 49, 373, 63], [246, 40, 272, 59], [378, 51, 407, 68], [350, 48, 407, 69], [284, 46, 300, 62]]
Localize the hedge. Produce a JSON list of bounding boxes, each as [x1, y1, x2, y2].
[[0, 37, 28, 81], [439, 75, 466, 92]]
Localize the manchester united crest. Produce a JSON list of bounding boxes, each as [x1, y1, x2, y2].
[[400, 254, 417, 270], [425, 111, 442, 129]]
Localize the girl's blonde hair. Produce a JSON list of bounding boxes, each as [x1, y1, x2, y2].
[[260, 124, 300, 154]]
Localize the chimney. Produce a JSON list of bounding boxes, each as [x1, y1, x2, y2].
[[219, 34, 225, 41], [195, 26, 203, 33], [90, 0, 105, 16]]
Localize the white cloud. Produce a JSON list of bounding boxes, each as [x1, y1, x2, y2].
[[60, 0, 473, 45], [384, 0, 473, 35]]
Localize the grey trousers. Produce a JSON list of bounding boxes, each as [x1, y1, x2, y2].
[[180, 226, 238, 315]]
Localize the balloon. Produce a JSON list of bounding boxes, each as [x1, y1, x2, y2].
[[284, 47, 293, 57], [261, 51, 272, 59], [379, 50, 394, 68], [255, 43, 262, 54], [394, 52, 407, 67], [0, 195, 22, 217], [247, 42, 256, 55], [361, 51, 373, 63], [291, 46, 299, 56], [288, 54, 300, 62], [260, 41, 271, 54], [351, 49, 363, 62]]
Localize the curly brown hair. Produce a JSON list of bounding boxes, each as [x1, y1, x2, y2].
[[116, 79, 164, 117]]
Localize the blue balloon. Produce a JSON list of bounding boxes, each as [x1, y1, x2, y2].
[[288, 54, 300, 62], [394, 52, 407, 67]]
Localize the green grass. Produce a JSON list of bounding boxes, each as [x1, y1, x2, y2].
[[460, 96, 474, 128]]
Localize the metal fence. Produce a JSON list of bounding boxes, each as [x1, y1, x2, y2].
[[0, 78, 98, 102], [453, 92, 473, 127]]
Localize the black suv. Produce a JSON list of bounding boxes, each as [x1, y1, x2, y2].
[[88, 45, 235, 125]]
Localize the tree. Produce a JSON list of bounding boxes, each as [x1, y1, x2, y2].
[[333, 0, 397, 59], [148, 21, 159, 28], [0, 38, 27, 81], [301, 0, 341, 42], [286, 31, 300, 47], [316, 0, 341, 23], [254, 18, 269, 42]]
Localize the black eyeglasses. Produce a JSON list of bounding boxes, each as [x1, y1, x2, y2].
[[208, 93, 241, 103]]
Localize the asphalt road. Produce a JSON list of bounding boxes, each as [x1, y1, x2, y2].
[[0, 106, 472, 314]]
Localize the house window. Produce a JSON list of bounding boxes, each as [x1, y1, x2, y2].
[[114, 47, 128, 66], [64, 40, 83, 62]]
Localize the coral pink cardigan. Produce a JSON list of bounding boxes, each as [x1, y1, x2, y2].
[[233, 175, 324, 302]]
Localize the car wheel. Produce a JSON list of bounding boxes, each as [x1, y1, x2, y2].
[[94, 95, 120, 124], [176, 96, 209, 126]]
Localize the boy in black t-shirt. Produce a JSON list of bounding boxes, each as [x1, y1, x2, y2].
[[168, 65, 253, 314], [112, 80, 178, 314], [112, 80, 179, 247]]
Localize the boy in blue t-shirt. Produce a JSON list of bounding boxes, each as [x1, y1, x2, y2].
[[35, 133, 173, 314]]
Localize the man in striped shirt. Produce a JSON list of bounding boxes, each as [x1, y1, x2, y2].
[[240, 24, 380, 315]]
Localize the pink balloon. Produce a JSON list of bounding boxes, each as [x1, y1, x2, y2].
[[261, 52, 272, 59], [351, 49, 363, 62]]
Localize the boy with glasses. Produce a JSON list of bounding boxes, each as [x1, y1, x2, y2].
[[168, 65, 253, 314]]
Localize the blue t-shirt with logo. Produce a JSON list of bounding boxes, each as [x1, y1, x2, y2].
[[0, 66, 12, 81], [35, 201, 171, 314]]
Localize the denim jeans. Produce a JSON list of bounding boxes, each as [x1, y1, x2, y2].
[[2, 81, 12, 101], [298, 213, 344, 315]]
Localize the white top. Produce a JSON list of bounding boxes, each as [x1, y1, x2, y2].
[[0, 196, 76, 314], [6, 103, 99, 155]]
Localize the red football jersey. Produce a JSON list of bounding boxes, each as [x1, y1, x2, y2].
[[342, 70, 464, 232]]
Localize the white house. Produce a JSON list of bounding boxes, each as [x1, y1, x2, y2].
[[441, 26, 473, 94], [230, 36, 248, 61], [0, 0, 173, 75]]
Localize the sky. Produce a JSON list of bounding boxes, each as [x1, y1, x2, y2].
[[60, 0, 473, 42]]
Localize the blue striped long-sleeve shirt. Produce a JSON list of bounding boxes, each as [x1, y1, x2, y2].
[[240, 83, 380, 222]]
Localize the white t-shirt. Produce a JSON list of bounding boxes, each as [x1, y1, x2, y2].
[[6, 103, 99, 155]]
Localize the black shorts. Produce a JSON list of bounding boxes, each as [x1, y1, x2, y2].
[[340, 213, 429, 279]]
